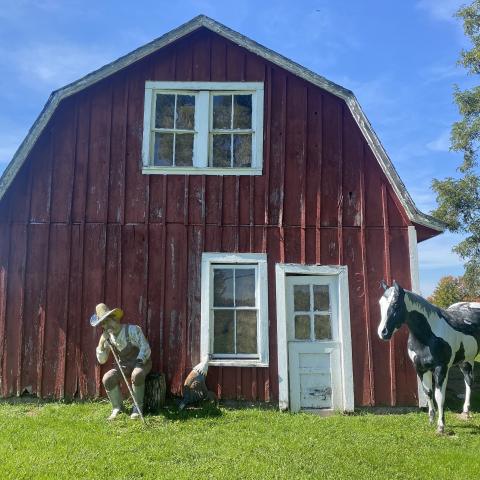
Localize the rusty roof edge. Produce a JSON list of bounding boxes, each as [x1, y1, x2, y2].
[[344, 96, 445, 232], [0, 14, 446, 233]]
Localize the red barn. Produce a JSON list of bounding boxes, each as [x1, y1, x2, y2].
[[0, 16, 443, 411]]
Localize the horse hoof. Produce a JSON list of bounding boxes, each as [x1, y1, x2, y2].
[[458, 412, 472, 421], [436, 426, 445, 435]]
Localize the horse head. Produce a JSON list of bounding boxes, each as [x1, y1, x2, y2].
[[378, 280, 407, 340]]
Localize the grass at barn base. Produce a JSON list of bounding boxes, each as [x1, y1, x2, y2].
[[1, 401, 480, 480]]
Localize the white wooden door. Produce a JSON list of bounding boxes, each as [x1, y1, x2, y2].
[[287, 276, 342, 412]]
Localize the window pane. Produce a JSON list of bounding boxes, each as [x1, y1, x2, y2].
[[213, 95, 232, 129], [233, 134, 252, 167], [314, 285, 330, 311], [295, 315, 310, 340], [233, 94, 252, 129], [237, 310, 257, 353], [176, 95, 195, 130], [175, 134, 193, 166], [315, 314, 332, 340], [212, 134, 231, 167], [294, 285, 310, 311], [214, 310, 234, 353], [155, 94, 175, 129], [213, 268, 234, 307], [235, 269, 255, 307], [153, 132, 173, 166]]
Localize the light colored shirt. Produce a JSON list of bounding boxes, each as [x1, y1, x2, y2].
[[96, 324, 151, 365]]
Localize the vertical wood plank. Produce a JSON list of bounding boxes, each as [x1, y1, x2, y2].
[[321, 94, 341, 228], [4, 224, 27, 396], [0, 222, 11, 396], [381, 183, 395, 406], [359, 144, 375, 405], [43, 225, 70, 397], [80, 224, 106, 397], [108, 74, 128, 224], [86, 85, 111, 223], [125, 67, 148, 224]]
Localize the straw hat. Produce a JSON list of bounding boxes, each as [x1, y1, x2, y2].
[[90, 303, 124, 327]]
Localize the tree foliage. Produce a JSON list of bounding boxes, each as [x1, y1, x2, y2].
[[432, 0, 480, 296], [427, 275, 468, 308]]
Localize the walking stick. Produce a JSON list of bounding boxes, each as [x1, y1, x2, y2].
[[105, 338, 147, 426]]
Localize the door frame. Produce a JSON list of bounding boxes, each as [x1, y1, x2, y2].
[[275, 264, 354, 412]]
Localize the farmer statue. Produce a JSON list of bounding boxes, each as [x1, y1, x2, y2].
[[90, 303, 152, 420]]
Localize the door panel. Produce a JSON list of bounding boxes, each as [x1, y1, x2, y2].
[[287, 275, 342, 412]]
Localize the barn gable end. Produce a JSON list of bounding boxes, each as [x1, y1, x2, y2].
[[0, 18, 443, 407]]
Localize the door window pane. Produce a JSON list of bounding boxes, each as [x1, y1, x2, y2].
[[213, 269, 234, 307], [295, 315, 311, 340], [155, 94, 175, 129], [214, 310, 234, 353], [315, 314, 332, 340], [175, 134, 194, 166], [212, 134, 231, 167], [233, 94, 252, 129], [176, 95, 195, 129], [153, 133, 173, 166], [233, 134, 252, 167], [294, 285, 310, 311], [236, 310, 257, 353], [235, 269, 255, 307], [213, 95, 232, 129], [314, 285, 330, 311]]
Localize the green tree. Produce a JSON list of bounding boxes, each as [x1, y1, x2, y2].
[[428, 275, 466, 308], [432, 0, 480, 296]]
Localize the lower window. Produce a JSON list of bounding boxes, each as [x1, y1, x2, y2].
[[201, 253, 269, 367]]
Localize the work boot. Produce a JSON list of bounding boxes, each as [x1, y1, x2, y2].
[[106, 385, 124, 420], [131, 383, 145, 419]]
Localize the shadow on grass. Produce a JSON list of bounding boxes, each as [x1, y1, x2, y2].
[[350, 406, 420, 416], [155, 401, 222, 421], [450, 422, 480, 435]]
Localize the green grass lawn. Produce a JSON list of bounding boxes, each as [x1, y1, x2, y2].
[[1, 400, 480, 480]]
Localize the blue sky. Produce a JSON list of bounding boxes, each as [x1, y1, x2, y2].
[[0, 0, 473, 295]]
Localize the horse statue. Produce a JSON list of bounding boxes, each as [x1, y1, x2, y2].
[[377, 280, 480, 433]]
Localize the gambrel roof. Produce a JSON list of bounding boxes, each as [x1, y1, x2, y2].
[[0, 14, 444, 233]]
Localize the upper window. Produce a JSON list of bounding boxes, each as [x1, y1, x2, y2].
[[142, 82, 264, 175], [201, 253, 269, 367]]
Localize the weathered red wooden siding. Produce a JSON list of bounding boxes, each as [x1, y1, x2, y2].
[[0, 28, 417, 405]]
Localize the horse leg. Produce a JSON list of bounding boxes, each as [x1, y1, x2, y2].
[[433, 365, 449, 434], [459, 361, 474, 419], [420, 370, 435, 424]]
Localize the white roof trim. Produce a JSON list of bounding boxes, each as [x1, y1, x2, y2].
[[0, 15, 444, 232]]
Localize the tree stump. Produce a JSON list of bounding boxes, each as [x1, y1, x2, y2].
[[144, 372, 166, 414]]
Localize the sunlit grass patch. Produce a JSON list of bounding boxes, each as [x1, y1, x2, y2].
[[1, 401, 480, 479]]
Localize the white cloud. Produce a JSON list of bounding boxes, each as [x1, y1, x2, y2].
[[416, 0, 465, 22], [3, 42, 115, 90], [418, 233, 466, 296], [418, 232, 465, 269], [0, 0, 79, 22], [421, 63, 463, 84], [426, 129, 451, 152], [0, 128, 28, 168]]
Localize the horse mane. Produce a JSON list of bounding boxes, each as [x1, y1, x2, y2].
[[403, 289, 445, 318], [404, 289, 480, 335]]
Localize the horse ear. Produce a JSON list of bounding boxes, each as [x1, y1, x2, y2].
[[393, 280, 404, 292], [380, 280, 388, 291]]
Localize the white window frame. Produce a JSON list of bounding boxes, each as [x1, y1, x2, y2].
[[142, 81, 264, 175], [201, 253, 269, 367]]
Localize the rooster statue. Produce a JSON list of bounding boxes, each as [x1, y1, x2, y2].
[[178, 357, 216, 410]]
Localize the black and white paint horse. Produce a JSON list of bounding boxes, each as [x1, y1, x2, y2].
[[378, 281, 480, 433]]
